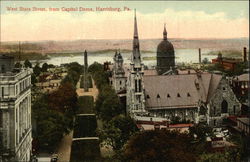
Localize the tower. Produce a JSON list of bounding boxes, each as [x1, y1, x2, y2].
[[112, 50, 126, 92], [126, 10, 146, 115], [84, 50, 88, 92], [156, 24, 175, 75]]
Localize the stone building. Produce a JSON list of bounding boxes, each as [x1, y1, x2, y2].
[[0, 55, 32, 161], [126, 12, 146, 114], [143, 73, 241, 127], [110, 12, 241, 127]]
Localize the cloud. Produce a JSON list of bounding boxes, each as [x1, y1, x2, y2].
[[1, 8, 249, 41]]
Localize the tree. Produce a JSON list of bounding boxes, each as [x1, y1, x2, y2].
[[88, 62, 103, 74], [98, 115, 138, 150], [33, 64, 41, 76], [41, 63, 49, 72], [48, 82, 77, 113], [189, 123, 213, 142], [31, 74, 37, 85], [124, 130, 197, 162], [95, 85, 123, 121], [202, 58, 209, 64], [24, 59, 32, 68]]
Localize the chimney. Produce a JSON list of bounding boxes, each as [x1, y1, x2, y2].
[[242, 47, 247, 62], [199, 48, 201, 64]]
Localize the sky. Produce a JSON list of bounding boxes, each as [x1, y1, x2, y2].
[[0, 1, 249, 42]]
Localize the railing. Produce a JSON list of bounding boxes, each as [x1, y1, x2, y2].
[[0, 69, 32, 82]]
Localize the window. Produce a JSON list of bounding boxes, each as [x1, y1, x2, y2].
[[187, 93, 191, 97], [157, 94, 160, 98], [146, 95, 150, 99], [177, 93, 180, 97], [1, 87, 4, 97], [1, 65, 5, 73], [135, 80, 138, 92], [138, 79, 142, 92], [222, 87, 226, 90], [16, 108, 18, 123], [214, 119, 216, 126], [214, 107, 216, 116], [167, 94, 170, 98], [16, 129, 18, 145], [120, 81, 122, 85], [221, 100, 228, 113], [0, 111, 2, 128], [233, 106, 236, 115]]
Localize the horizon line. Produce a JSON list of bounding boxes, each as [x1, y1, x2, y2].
[[1, 37, 249, 43]]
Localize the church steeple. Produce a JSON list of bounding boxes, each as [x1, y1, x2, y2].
[[132, 9, 141, 67], [163, 23, 167, 40], [134, 10, 138, 39]]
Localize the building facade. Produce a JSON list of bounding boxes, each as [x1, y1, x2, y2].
[[126, 12, 146, 115], [0, 55, 32, 162], [111, 51, 127, 93]]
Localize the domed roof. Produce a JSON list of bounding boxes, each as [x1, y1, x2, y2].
[[157, 40, 174, 53], [157, 24, 174, 56]]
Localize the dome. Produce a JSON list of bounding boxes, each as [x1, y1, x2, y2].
[[157, 40, 174, 57]]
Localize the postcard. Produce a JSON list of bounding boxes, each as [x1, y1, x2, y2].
[[0, 1, 249, 162]]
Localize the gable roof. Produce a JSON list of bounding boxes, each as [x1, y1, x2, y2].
[[144, 73, 222, 109]]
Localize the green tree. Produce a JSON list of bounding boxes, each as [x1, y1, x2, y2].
[[41, 63, 49, 72], [98, 115, 138, 150], [88, 62, 103, 74], [31, 74, 37, 85], [202, 58, 209, 64], [124, 129, 197, 162], [24, 59, 32, 68], [95, 85, 123, 121], [33, 64, 41, 76]]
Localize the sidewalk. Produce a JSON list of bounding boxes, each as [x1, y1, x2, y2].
[[56, 131, 73, 162]]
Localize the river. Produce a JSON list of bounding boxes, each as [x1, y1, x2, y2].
[[38, 49, 216, 67]]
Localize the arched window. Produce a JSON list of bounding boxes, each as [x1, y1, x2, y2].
[[221, 100, 228, 113]]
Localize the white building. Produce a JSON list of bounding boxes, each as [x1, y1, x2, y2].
[[110, 51, 126, 93], [0, 55, 32, 162]]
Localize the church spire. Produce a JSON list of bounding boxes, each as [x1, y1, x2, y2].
[[163, 23, 167, 40], [132, 9, 141, 66], [134, 9, 138, 39]]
